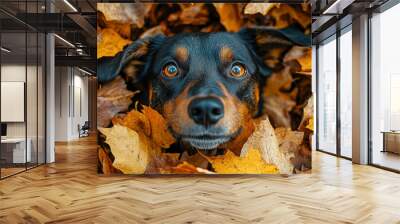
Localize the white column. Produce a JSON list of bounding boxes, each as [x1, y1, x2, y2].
[[46, 32, 55, 163], [352, 14, 369, 164]]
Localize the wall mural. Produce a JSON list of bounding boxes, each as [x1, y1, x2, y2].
[[97, 3, 312, 175]]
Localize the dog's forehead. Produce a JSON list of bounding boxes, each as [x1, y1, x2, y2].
[[163, 32, 250, 57]]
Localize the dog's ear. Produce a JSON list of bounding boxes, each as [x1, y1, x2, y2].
[[98, 35, 166, 83], [238, 25, 311, 77]]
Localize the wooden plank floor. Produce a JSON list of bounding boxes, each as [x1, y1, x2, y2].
[[1, 136, 400, 224]]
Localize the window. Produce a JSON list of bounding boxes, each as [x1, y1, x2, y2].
[[339, 28, 352, 158], [370, 3, 400, 171], [317, 36, 337, 154]]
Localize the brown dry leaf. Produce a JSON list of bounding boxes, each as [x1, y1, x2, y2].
[[97, 3, 149, 28], [97, 76, 138, 127], [284, 46, 312, 72], [105, 20, 132, 39], [269, 4, 311, 29], [176, 3, 210, 26], [241, 117, 294, 174], [97, 11, 107, 28], [97, 28, 132, 59], [179, 151, 210, 169], [145, 153, 180, 174], [275, 127, 304, 154], [263, 67, 296, 128], [98, 147, 116, 175], [264, 95, 295, 128], [206, 149, 279, 174], [99, 125, 161, 174], [301, 3, 311, 13], [298, 96, 313, 130], [244, 3, 280, 15], [213, 3, 243, 32], [275, 127, 311, 171]]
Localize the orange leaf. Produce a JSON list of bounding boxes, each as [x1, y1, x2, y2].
[[112, 109, 151, 136], [205, 149, 279, 174], [97, 28, 131, 59], [213, 3, 243, 32], [112, 106, 176, 149], [142, 106, 176, 148]]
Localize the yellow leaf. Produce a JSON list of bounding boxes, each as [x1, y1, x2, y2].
[[306, 117, 314, 132], [97, 28, 131, 59], [241, 117, 294, 174], [99, 125, 159, 174], [207, 149, 279, 174]]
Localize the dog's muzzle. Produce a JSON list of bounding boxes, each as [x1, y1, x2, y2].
[[183, 135, 231, 150]]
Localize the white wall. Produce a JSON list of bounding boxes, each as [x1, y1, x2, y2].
[[1, 65, 41, 138], [1, 64, 46, 163], [54, 67, 89, 141]]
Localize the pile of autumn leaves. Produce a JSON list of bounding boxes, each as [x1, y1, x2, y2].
[[97, 3, 313, 175], [98, 79, 311, 175], [99, 91, 301, 174]]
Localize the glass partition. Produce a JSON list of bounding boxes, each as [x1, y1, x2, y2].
[[1, 31, 28, 177], [0, 1, 46, 179]]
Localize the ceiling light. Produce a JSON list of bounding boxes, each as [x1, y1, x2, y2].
[[78, 67, 92, 76], [63, 0, 78, 12], [323, 0, 354, 15], [54, 34, 75, 48], [1, 47, 11, 53]]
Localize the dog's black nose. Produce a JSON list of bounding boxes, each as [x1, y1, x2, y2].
[[188, 97, 224, 126]]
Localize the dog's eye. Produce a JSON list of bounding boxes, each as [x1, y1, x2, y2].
[[162, 63, 179, 78], [230, 63, 246, 78]]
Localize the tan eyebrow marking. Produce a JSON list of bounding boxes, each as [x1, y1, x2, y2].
[[219, 46, 234, 63], [175, 46, 188, 63]]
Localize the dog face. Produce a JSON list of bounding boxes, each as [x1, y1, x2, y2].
[[98, 27, 310, 151], [146, 33, 265, 150]]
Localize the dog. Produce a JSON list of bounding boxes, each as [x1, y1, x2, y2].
[[99, 27, 310, 154]]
